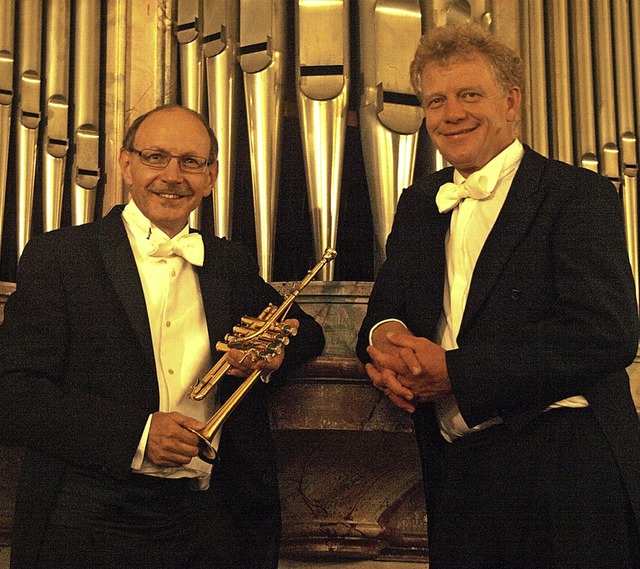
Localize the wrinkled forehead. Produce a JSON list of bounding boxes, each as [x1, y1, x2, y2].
[[134, 109, 212, 155], [424, 52, 502, 90]]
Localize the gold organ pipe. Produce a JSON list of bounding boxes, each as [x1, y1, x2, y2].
[[570, 0, 598, 172], [239, 0, 286, 281], [519, 0, 548, 157], [203, 0, 240, 240], [176, 0, 205, 230], [16, 0, 42, 259], [592, 0, 620, 185], [296, 0, 349, 281], [0, 0, 15, 260], [633, 0, 640, 148], [612, 0, 639, 304], [546, 0, 573, 165], [359, 0, 423, 273], [72, 0, 101, 226], [42, 0, 71, 233]]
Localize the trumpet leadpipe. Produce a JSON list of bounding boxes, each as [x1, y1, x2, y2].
[[218, 337, 281, 357], [238, 315, 298, 337], [189, 355, 232, 401], [231, 326, 291, 345]]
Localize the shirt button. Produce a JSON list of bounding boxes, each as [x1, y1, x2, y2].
[[168, 369, 174, 375], [171, 270, 176, 277], [166, 321, 171, 327]]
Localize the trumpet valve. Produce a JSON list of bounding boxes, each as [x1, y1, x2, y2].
[[279, 324, 298, 337]]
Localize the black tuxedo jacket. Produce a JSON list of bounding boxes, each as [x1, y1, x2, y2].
[[357, 145, 640, 526], [0, 205, 325, 568]]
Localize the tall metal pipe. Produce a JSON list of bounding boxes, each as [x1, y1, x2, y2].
[[239, 0, 286, 281], [359, 0, 423, 273], [43, 0, 71, 233], [16, 0, 42, 259], [176, 0, 205, 229], [72, 0, 101, 226], [295, 0, 349, 281], [0, 0, 15, 259], [612, 0, 639, 304], [203, 0, 239, 239]]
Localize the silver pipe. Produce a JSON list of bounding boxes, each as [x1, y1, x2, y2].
[[359, 0, 423, 273], [296, 0, 349, 281], [72, 0, 101, 226], [519, 0, 548, 156], [239, 0, 286, 281], [203, 0, 239, 240], [16, 0, 42, 259], [0, 0, 15, 260], [633, 0, 640, 154], [176, 0, 204, 229], [546, 0, 573, 165], [43, 0, 71, 233], [570, 0, 597, 172], [592, 0, 620, 184]]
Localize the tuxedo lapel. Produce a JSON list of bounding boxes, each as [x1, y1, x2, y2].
[[459, 147, 550, 336], [98, 206, 155, 368], [197, 236, 234, 349]]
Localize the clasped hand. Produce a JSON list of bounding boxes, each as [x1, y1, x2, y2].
[[366, 325, 451, 413]]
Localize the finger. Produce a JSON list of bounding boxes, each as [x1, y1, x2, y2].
[[367, 345, 413, 377], [387, 392, 416, 413], [396, 346, 423, 376], [365, 363, 414, 401], [282, 318, 299, 334], [146, 435, 200, 467], [259, 351, 284, 373]]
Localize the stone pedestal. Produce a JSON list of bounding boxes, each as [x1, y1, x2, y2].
[[269, 281, 428, 563]]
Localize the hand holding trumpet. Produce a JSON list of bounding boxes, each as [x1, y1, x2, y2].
[[224, 318, 300, 378]]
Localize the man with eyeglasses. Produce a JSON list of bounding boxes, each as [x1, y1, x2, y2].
[[0, 104, 325, 568]]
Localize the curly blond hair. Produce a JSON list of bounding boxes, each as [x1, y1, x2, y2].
[[410, 24, 524, 102]]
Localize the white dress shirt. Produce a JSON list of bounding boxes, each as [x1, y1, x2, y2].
[[435, 139, 587, 441], [122, 200, 219, 488]]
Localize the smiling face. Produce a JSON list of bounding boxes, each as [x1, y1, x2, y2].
[[421, 53, 521, 177], [119, 107, 218, 238]]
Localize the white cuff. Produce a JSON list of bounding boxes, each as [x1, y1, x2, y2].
[[369, 318, 409, 345], [130, 414, 153, 471]]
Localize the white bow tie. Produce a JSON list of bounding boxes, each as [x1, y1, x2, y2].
[[147, 232, 205, 266], [436, 172, 495, 213]]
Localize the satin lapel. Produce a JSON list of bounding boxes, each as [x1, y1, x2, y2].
[[98, 206, 155, 368], [196, 236, 233, 349], [459, 148, 550, 336]]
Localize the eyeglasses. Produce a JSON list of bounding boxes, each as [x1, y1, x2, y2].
[[128, 148, 211, 173]]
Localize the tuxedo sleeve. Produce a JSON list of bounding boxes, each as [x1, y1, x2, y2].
[[0, 232, 152, 478], [356, 175, 451, 363]]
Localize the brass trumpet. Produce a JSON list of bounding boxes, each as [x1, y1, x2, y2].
[[189, 247, 336, 463]]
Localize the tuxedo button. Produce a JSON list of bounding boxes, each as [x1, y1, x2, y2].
[[510, 289, 521, 300]]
